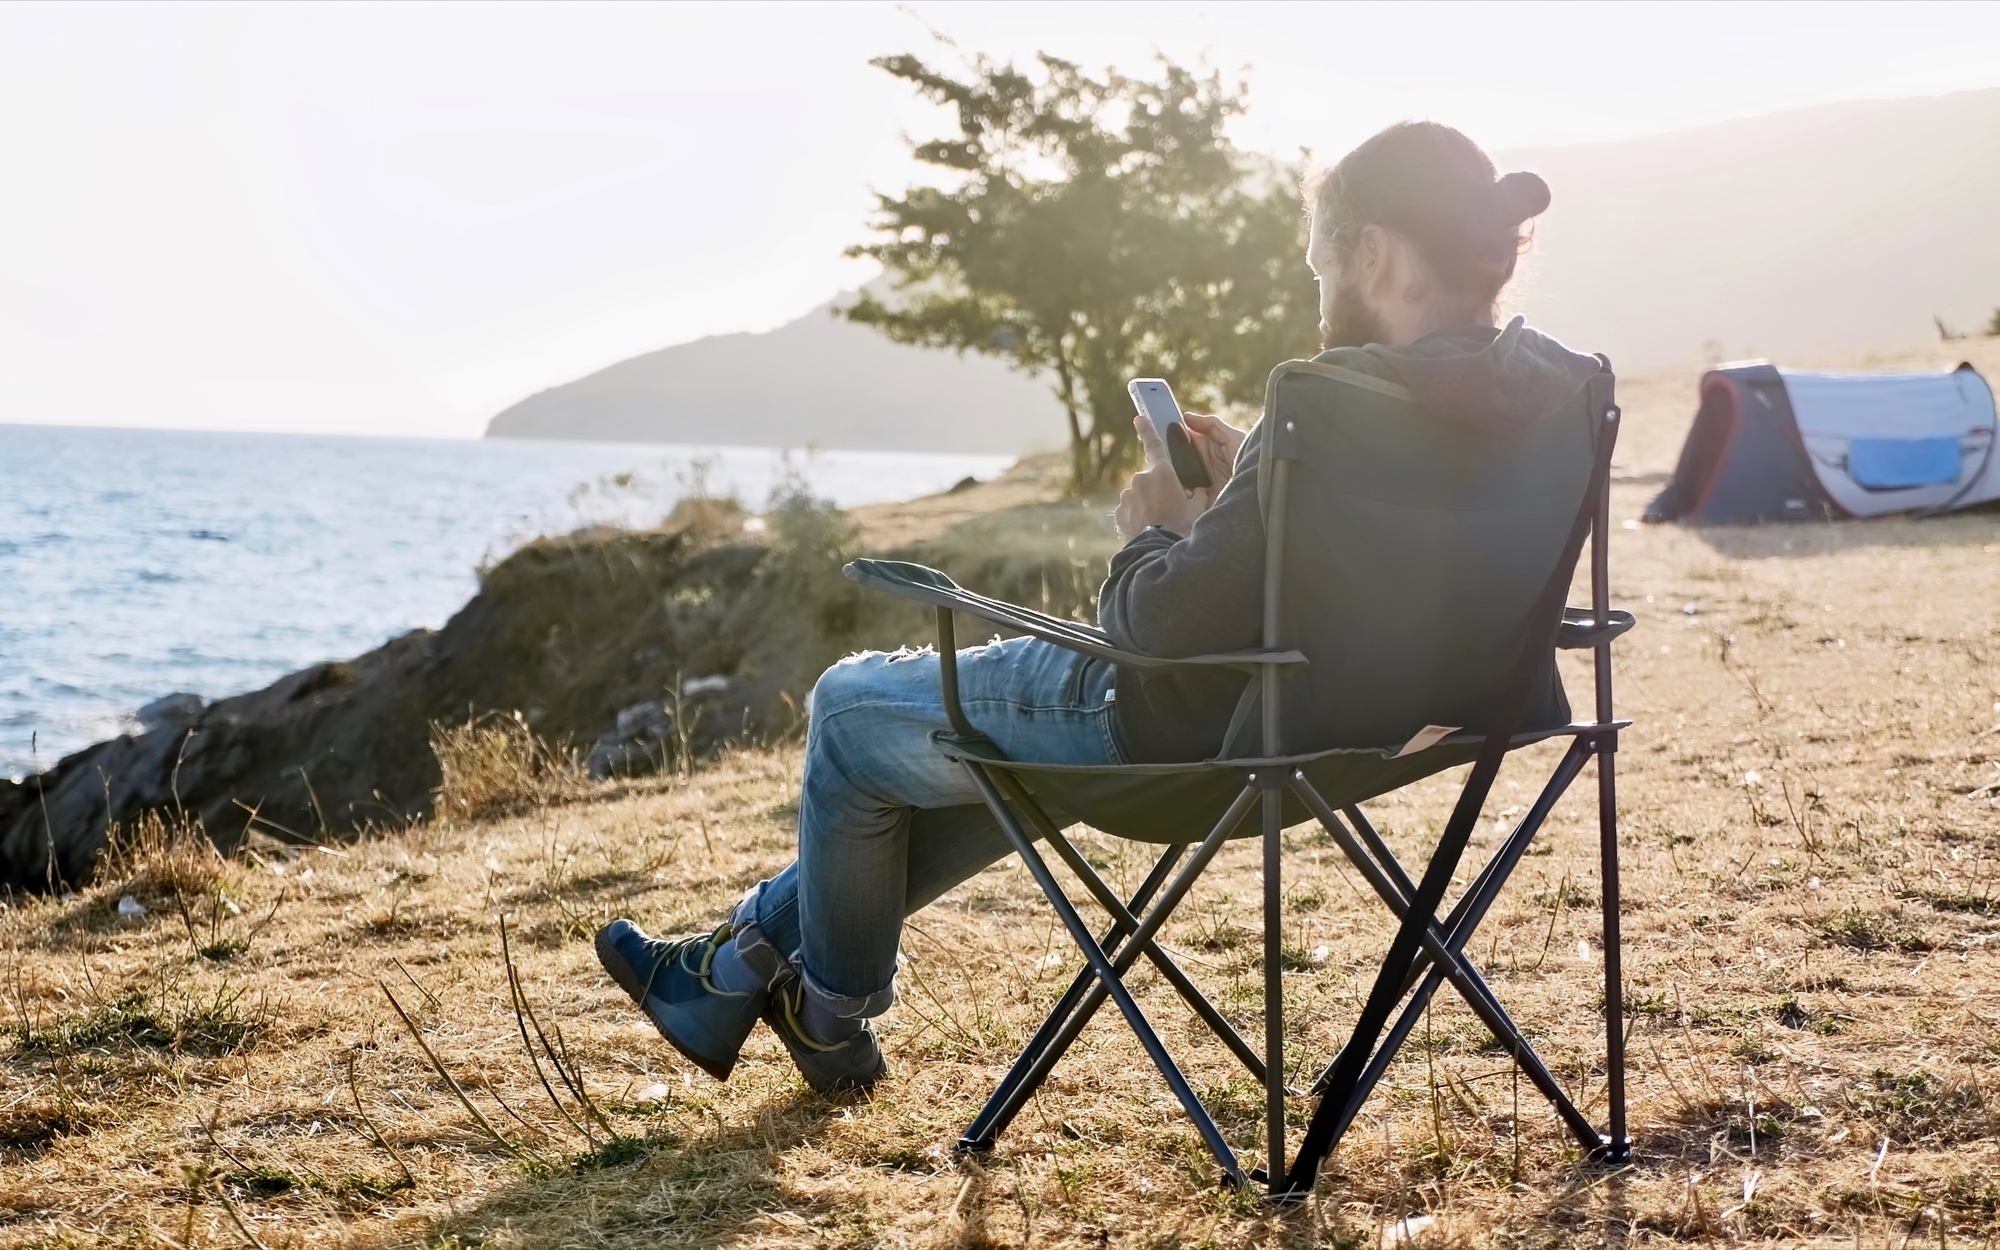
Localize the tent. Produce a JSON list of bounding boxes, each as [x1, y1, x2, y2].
[[1644, 362, 1998, 523]]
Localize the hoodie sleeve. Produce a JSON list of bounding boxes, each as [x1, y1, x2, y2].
[[1097, 422, 1266, 657]]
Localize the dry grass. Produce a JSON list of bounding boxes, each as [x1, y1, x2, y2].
[[431, 713, 596, 823], [8, 347, 2000, 1246], [97, 810, 230, 906]]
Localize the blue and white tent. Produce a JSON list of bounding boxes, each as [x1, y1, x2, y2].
[[1646, 362, 1999, 523]]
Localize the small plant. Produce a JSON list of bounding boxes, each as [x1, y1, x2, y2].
[[1278, 942, 1321, 972], [0, 1096, 94, 1155], [573, 1134, 651, 1170], [100, 809, 226, 903], [430, 711, 591, 821], [499, 916, 619, 1149], [173, 882, 283, 962], [1626, 989, 1674, 1016], [7, 980, 271, 1057], [1730, 1034, 1780, 1065], [220, 1164, 320, 1198], [1530, 878, 1595, 909], [1774, 994, 1810, 1030], [1850, 1067, 1986, 1142], [1897, 884, 1998, 914], [1812, 907, 1933, 952], [345, 1050, 417, 1191]]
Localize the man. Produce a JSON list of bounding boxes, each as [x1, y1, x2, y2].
[[593, 121, 1601, 1093]]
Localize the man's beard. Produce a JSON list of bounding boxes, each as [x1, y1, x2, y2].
[[1320, 281, 1389, 350]]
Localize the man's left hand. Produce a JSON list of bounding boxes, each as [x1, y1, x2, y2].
[[1114, 413, 1215, 541]]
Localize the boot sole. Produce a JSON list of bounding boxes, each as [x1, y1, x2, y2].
[[595, 925, 737, 1082]]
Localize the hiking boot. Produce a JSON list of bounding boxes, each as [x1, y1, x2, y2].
[[595, 918, 763, 1081], [763, 976, 888, 1094]]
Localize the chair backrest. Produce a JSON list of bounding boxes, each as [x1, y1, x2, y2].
[[1256, 359, 1613, 754]]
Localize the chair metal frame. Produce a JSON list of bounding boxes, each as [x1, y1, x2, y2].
[[845, 370, 1634, 1201]]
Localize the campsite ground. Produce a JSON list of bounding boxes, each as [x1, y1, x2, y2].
[[5, 337, 2000, 1248]]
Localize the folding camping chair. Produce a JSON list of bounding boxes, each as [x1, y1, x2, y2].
[[844, 357, 1636, 1201]]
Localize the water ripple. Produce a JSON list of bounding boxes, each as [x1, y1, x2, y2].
[[0, 425, 1008, 778]]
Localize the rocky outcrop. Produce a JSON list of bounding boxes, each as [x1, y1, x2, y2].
[[0, 499, 870, 889], [0, 487, 1115, 892]]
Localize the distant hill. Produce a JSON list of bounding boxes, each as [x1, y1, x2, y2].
[[1505, 88, 2000, 368], [485, 298, 1069, 454], [490, 90, 2000, 450]]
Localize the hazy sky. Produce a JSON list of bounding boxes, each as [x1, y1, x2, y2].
[[4, 1, 1998, 439]]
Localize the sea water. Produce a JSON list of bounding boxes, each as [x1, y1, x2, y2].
[[0, 425, 1010, 778]]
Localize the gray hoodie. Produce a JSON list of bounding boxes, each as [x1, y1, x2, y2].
[[1098, 318, 1602, 763]]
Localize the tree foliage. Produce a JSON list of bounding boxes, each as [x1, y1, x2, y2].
[[842, 52, 1320, 491]]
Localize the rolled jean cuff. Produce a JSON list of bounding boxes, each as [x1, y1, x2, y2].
[[797, 961, 897, 1020], [727, 884, 797, 992]]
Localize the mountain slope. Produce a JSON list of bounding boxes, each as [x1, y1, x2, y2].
[[1505, 88, 2000, 368], [486, 300, 1069, 454], [491, 90, 2000, 450]]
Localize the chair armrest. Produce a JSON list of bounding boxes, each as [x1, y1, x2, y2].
[[844, 559, 1306, 671], [1557, 607, 1636, 648]]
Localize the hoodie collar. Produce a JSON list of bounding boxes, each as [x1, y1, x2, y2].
[[1329, 317, 1601, 436]]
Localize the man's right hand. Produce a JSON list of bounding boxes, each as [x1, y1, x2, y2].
[[1182, 411, 1247, 488], [1113, 411, 1246, 542]]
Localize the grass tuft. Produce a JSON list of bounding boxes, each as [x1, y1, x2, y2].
[[572, 1134, 653, 1170], [6, 980, 271, 1057], [99, 808, 226, 901], [431, 711, 594, 821], [1809, 906, 1934, 952]]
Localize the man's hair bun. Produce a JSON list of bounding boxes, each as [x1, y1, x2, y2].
[[1493, 171, 1551, 225]]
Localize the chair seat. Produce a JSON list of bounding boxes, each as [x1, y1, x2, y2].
[[932, 720, 1626, 843]]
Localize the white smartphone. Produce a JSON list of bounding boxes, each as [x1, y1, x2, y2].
[[1126, 378, 1211, 490]]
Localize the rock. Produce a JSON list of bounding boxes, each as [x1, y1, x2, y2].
[[0, 483, 1114, 891], [0, 498, 864, 889], [586, 701, 674, 780], [137, 693, 205, 730]]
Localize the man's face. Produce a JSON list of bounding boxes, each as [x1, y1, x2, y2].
[[1306, 212, 1388, 351]]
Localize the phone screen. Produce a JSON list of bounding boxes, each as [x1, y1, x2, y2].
[[1126, 377, 1211, 491], [1127, 379, 1183, 435]]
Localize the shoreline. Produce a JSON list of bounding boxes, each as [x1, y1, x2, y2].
[[0, 450, 1105, 889], [0, 434, 1020, 781]]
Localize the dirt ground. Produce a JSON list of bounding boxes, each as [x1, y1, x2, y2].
[[6, 339, 2000, 1248]]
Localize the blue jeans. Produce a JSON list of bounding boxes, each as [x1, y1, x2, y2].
[[731, 637, 1124, 1020]]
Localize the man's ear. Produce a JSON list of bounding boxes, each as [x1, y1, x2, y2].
[[1353, 224, 1387, 287], [1381, 229, 1431, 305], [1355, 223, 1420, 307]]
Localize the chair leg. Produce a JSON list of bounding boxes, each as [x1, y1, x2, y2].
[[957, 809, 1258, 1150], [1260, 784, 1288, 1194], [958, 842, 1187, 1152], [1292, 744, 1587, 1091], [961, 763, 1255, 1183], [1292, 776, 1602, 1152], [1282, 744, 1601, 1193], [990, 773, 1267, 1082], [1594, 732, 1632, 1165]]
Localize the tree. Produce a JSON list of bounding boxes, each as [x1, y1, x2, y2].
[[842, 52, 1320, 492]]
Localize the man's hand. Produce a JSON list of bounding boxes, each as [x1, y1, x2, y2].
[[1113, 411, 1247, 542], [1184, 411, 1248, 488]]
